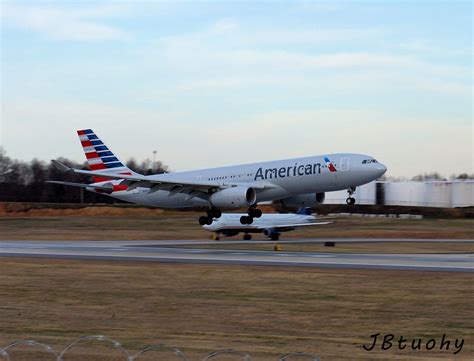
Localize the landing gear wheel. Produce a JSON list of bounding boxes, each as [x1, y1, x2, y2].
[[240, 216, 254, 225], [206, 208, 221, 219], [208, 207, 221, 218], [346, 187, 356, 205], [199, 216, 213, 225], [248, 208, 262, 218], [270, 233, 280, 241], [243, 234, 252, 241]]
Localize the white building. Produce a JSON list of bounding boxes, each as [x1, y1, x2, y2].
[[325, 181, 474, 208]]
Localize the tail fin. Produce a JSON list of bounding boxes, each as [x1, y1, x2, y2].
[[77, 129, 137, 182]]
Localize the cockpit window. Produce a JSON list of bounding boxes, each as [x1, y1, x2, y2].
[[362, 159, 378, 164]]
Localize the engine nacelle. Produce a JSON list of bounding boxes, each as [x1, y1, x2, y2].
[[209, 186, 257, 209], [279, 192, 325, 208], [263, 228, 275, 237]]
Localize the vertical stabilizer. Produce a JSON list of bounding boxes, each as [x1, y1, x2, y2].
[[77, 129, 137, 182]]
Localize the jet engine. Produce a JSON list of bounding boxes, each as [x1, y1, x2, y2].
[[209, 186, 257, 208], [263, 228, 280, 240], [278, 192, 325, 207], [263, 228, 274, 237]]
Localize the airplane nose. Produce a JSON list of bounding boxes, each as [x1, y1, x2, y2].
[[375, 163, 387, 177]]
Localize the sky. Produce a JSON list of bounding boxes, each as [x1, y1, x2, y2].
[[1, 0, 472, 178]]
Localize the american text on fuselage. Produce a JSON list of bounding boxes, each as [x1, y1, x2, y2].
[[194, 154, 386, 225]]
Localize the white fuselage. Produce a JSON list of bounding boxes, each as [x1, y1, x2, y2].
[[96, 153, 386, 208], [203, 213, 317, 232]]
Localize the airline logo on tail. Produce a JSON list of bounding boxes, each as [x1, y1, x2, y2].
[[324, 156, 337, 172], [78, 129, 125, 170], [77, 129, 132, 183]]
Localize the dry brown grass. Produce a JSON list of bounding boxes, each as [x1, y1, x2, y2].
[[0, 213, 472, 241], [0, 258, 472, 360], [1, 206, 472, 360]]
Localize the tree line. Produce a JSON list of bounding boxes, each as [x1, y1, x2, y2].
[[0, 147, 472, 203], [0, 147, 168, 203]]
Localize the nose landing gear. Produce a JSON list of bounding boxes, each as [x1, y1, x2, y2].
[[346, 186, 356, 205]]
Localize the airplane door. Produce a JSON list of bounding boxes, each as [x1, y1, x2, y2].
[[340, 157, 350, 172]]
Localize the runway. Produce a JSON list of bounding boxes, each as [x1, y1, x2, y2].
[[0, 239, 472, 272]]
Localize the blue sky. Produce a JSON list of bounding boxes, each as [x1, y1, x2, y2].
[[1, 0, 472, 177]]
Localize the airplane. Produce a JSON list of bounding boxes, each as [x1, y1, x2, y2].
[[48, 129, 387, 225], [202, 208, 331, 241]]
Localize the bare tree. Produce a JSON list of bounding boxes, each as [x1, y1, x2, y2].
[[411, 172, 446, 181]]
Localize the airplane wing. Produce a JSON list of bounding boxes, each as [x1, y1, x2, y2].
[[255, 221, 332, 230], [51, 160, 274, 199]]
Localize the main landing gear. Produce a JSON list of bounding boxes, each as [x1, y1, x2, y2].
[[240, 207, 262, 225], [198, 207, 222, 225], [346, 186, 356, 205]]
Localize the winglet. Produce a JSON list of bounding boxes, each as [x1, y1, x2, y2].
[[51, 159, 72, 173]]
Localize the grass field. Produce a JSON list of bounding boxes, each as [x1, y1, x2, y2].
[[0, 258, 472, 360], [1, 208, 473, 360], [0, 212, 473, 241]]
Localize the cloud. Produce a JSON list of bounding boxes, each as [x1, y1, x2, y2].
[[205, 109, 472, 177], [3, 100, 471, 177], [2, 6, 471, 179], [157, 45, 469, 98], [159, 28, 416, 73], [1, 3, 131, 41], [155, 20, 470, 95], [175, 70, 470, 97], [159, 19, 382, 49], [214, 18, 238, 32]]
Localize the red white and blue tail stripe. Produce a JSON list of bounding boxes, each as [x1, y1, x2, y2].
[[77, 129, 134, 183]]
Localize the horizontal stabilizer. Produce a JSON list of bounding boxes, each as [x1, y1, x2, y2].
[[45, 181, 114, 194], [51, 159, 71, 173]]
